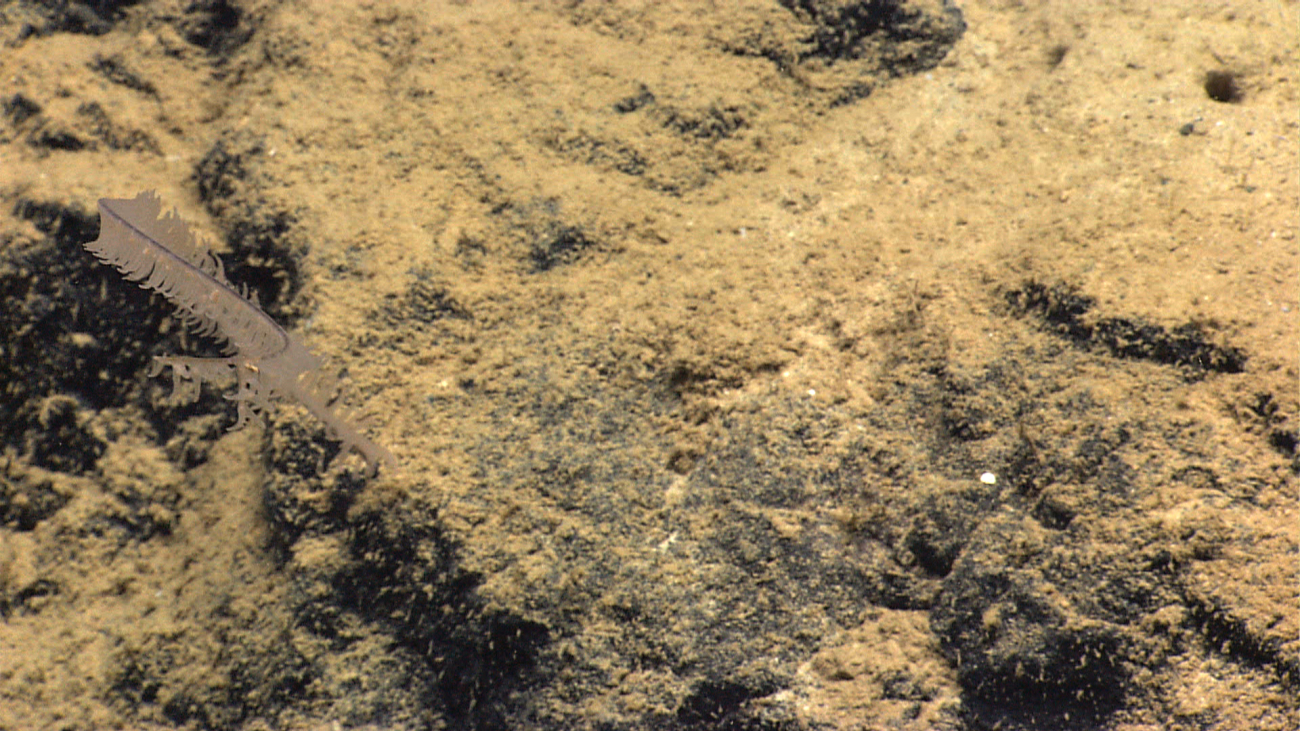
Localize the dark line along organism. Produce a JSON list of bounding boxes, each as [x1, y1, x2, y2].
[[83, 190, 395, 475]]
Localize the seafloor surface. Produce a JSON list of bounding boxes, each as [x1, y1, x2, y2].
[[0, 1, 1295, 729]]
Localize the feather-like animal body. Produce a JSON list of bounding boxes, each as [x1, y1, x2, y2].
[[85, 191, 395, 475]]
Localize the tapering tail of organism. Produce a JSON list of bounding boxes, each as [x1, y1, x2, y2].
[[83, 191, 396, 475]]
